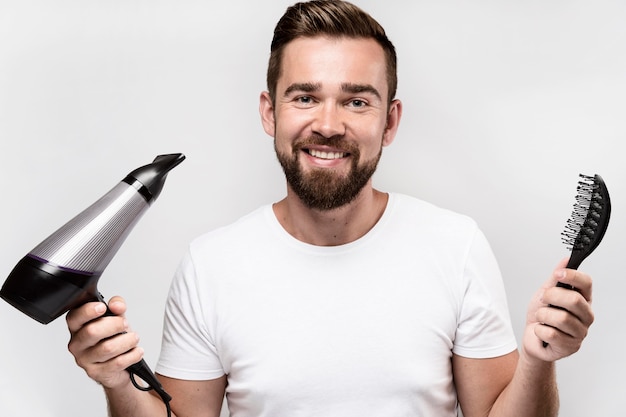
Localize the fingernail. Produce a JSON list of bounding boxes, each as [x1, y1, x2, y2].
[[555, 269, 566, 280], [95, 303, 106, 314]]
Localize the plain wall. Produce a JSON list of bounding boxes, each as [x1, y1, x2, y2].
[[1, 1, 624, 416]]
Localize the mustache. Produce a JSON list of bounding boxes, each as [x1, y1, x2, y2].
[[293, 134, 359, 154]]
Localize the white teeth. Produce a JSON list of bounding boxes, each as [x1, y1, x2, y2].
[[309, 149, 346, 160]]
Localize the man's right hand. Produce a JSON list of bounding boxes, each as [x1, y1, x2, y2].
[[66, 296, 145, 390]]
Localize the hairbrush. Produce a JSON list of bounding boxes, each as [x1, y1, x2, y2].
[[543, 173, 611, 347]]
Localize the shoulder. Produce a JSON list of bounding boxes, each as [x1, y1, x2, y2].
[[378, 193, 485, 264], [189, 205, 273, 253], [388, 193, 478, 235]]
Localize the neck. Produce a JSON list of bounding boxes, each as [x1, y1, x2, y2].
[[273, 184, 389, 246]]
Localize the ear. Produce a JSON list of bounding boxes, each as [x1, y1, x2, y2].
[[259, 91, 276, 137], [382, 99, 402, 147]]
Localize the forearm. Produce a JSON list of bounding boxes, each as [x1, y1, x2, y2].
[[488, 351, 558, 417], [104, 379, 171, 417]]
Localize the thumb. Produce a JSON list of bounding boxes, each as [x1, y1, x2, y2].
[[106, 295, 127, 316], [544, 257, 570, 288]]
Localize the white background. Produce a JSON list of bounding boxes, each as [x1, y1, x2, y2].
[[1, 1, 624, 416]]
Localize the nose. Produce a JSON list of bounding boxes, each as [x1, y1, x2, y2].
[[311, 102, 346, 138]]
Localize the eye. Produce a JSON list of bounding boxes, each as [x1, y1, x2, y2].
[[348, 99, 367, 108], [295, 95, 315, 106]]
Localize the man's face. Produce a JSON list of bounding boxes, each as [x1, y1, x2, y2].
[[261, 36, 399, 210]]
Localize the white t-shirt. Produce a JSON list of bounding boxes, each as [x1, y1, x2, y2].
[[157, 193, 517, 416]]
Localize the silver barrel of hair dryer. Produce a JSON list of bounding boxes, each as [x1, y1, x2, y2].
[[0, 153, 184, 411]]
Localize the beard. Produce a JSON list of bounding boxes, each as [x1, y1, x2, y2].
[[275, 135, 382, 211]]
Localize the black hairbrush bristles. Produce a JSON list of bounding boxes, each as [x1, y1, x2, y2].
[[560, 174, 611, 271]]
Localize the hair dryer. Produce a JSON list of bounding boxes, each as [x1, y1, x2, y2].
[[1, 153, 185, 412]]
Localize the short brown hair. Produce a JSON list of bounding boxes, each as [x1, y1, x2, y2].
[[267, 0, 398, 105]]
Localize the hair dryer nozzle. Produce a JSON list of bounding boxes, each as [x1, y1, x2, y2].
[[124, 153, 185, 202]]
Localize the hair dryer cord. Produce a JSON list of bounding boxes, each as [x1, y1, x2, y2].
[[129, 372, 172, 417]]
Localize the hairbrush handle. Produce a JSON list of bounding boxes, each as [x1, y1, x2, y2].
[[555, 281, 574, 290]]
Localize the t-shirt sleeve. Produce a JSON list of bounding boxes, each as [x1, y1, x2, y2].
[[156, 249, 225, 380], [452, 229, 518, 358]]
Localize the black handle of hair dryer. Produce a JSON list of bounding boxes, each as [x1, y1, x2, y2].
[[99, 293, 172, 404]]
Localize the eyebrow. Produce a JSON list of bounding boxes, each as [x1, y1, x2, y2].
[[284, 82, 320, 96], [283, 82, 382, 101], [341, 83, 382, 101]]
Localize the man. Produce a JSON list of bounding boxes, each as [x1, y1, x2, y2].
[[66, 1, 594, 416]]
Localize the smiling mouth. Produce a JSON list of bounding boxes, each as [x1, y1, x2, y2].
[[305, 149, 348, 160]]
